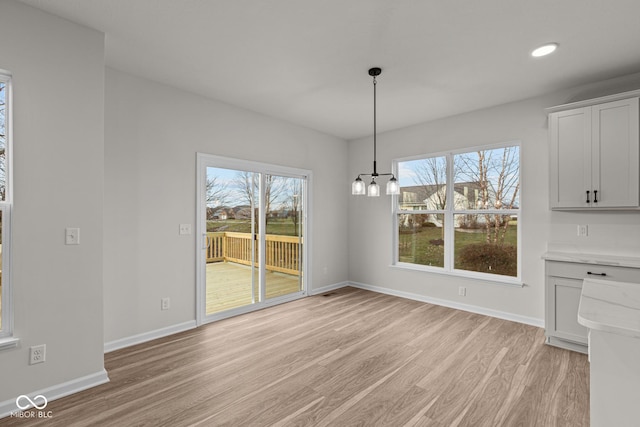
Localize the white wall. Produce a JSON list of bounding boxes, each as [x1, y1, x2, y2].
[[348, 74, 640, 323], [104, 69, 348, 344], [0, 0, 105, 404]]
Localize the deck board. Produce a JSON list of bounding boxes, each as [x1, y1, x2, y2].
[[206, 261, 301, 315]]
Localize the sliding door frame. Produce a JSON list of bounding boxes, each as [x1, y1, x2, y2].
[[195, 153, 312, 326]]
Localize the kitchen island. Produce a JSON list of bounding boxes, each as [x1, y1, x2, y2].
[[578, 278, 640, 427]]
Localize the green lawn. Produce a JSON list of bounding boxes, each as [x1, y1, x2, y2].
[[398, 221, 518, 276], [207, 218, 301, 236]]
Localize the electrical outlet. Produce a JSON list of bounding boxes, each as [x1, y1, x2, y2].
[[161, 297, 170, 310], [29, 345, 46, 365], [577, 225, 589, 237], [458, 286, 466, 297]]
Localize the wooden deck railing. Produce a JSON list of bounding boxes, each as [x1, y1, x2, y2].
[[207, 232, 302, 276]]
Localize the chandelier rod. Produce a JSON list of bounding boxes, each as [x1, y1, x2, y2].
[[373, 72, 377, 176]]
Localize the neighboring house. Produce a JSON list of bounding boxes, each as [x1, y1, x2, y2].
[[399, 182, 499, 228], [207, 207, 234, 220], [212, 209, 228, 220]]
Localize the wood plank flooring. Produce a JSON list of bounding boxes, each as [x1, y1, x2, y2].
[[1, 287, 589, 426]]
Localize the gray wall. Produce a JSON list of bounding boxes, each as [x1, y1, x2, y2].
[[0, 0, 105, 403], [104, 69, 349, 343], [348, 74, 640, 323]]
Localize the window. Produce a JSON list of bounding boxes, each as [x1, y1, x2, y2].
[[0, 70, 13, 342], [394, 143, 520, 283]]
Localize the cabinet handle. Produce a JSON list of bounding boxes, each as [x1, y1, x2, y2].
[[593, 190, 598, 203], [587, 271, 606, 276], [586, 190, 590, 203]]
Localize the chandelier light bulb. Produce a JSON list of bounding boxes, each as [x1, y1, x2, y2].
[[367, 179, 380, 197], [386, 176, 400, 195], [352, 177, 365, 195]]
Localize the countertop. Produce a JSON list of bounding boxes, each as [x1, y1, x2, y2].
[[578, 278, 640, 338], [542, 251, 640, 269]]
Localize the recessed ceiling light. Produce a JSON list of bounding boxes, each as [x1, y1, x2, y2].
[[531, 43, 558, 57]]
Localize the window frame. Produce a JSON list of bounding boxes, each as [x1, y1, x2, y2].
[[392, 141, 522, 286], [0, 70, 14, 345]]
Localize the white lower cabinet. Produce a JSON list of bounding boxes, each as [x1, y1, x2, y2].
[[544, 258, 640, 353]]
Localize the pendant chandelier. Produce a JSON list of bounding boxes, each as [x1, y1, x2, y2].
[[351, 67, 400, 197]]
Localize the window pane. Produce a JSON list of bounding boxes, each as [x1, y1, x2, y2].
[[454, 214, 517, 277], [205, 167, 258, 234], [398, 156, 447, 210], [264, 175, 303, 299], [453, 147, 519, 210], [398, 214, 444, 267], [0, 81, 5, 201]]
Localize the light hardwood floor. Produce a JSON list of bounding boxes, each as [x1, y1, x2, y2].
[[2, 287, 589, 426]]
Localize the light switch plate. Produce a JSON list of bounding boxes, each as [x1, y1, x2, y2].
[[179, 224, 192, 235], [65, 228, 80, 245]]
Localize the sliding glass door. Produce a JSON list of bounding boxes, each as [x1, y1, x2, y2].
[[264, 174, 304, 299], [196, 154, 309, 324], [204, 167, 260, 315]]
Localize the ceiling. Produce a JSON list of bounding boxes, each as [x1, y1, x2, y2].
[[19, 0, 640, 140]]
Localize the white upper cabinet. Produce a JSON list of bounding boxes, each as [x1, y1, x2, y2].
[[548, 93, 639, 210]]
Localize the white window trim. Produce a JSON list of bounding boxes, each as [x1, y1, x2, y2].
[[0, 70, 15, 346], [392, 141, 522, 286]]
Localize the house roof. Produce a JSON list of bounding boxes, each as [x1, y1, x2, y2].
[[400, 182, 484, 204]]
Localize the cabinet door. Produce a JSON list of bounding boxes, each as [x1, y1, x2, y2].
[[549, 107, 591, 208], [550, 277, 588, 344], [592, 98, 639, 207]]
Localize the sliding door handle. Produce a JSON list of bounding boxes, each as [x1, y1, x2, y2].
[[202, 233, 210, 250]]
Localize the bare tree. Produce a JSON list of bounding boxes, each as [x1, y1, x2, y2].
[[456, 147, 519, 245], [412, 157, 447, 210], [284, 178, 303, 234], [235, 171, 258, 208], [408, 157, 447, 237], [205, 174, 230, 222], [206, 174, 229, 207], [234, 172, 286, 227]]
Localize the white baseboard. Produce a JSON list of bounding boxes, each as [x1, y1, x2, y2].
[[0, 369, 109, 419], [348, 281, 544, 328], [309, 281, 349, 296], [104, 320, 197, 353]]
